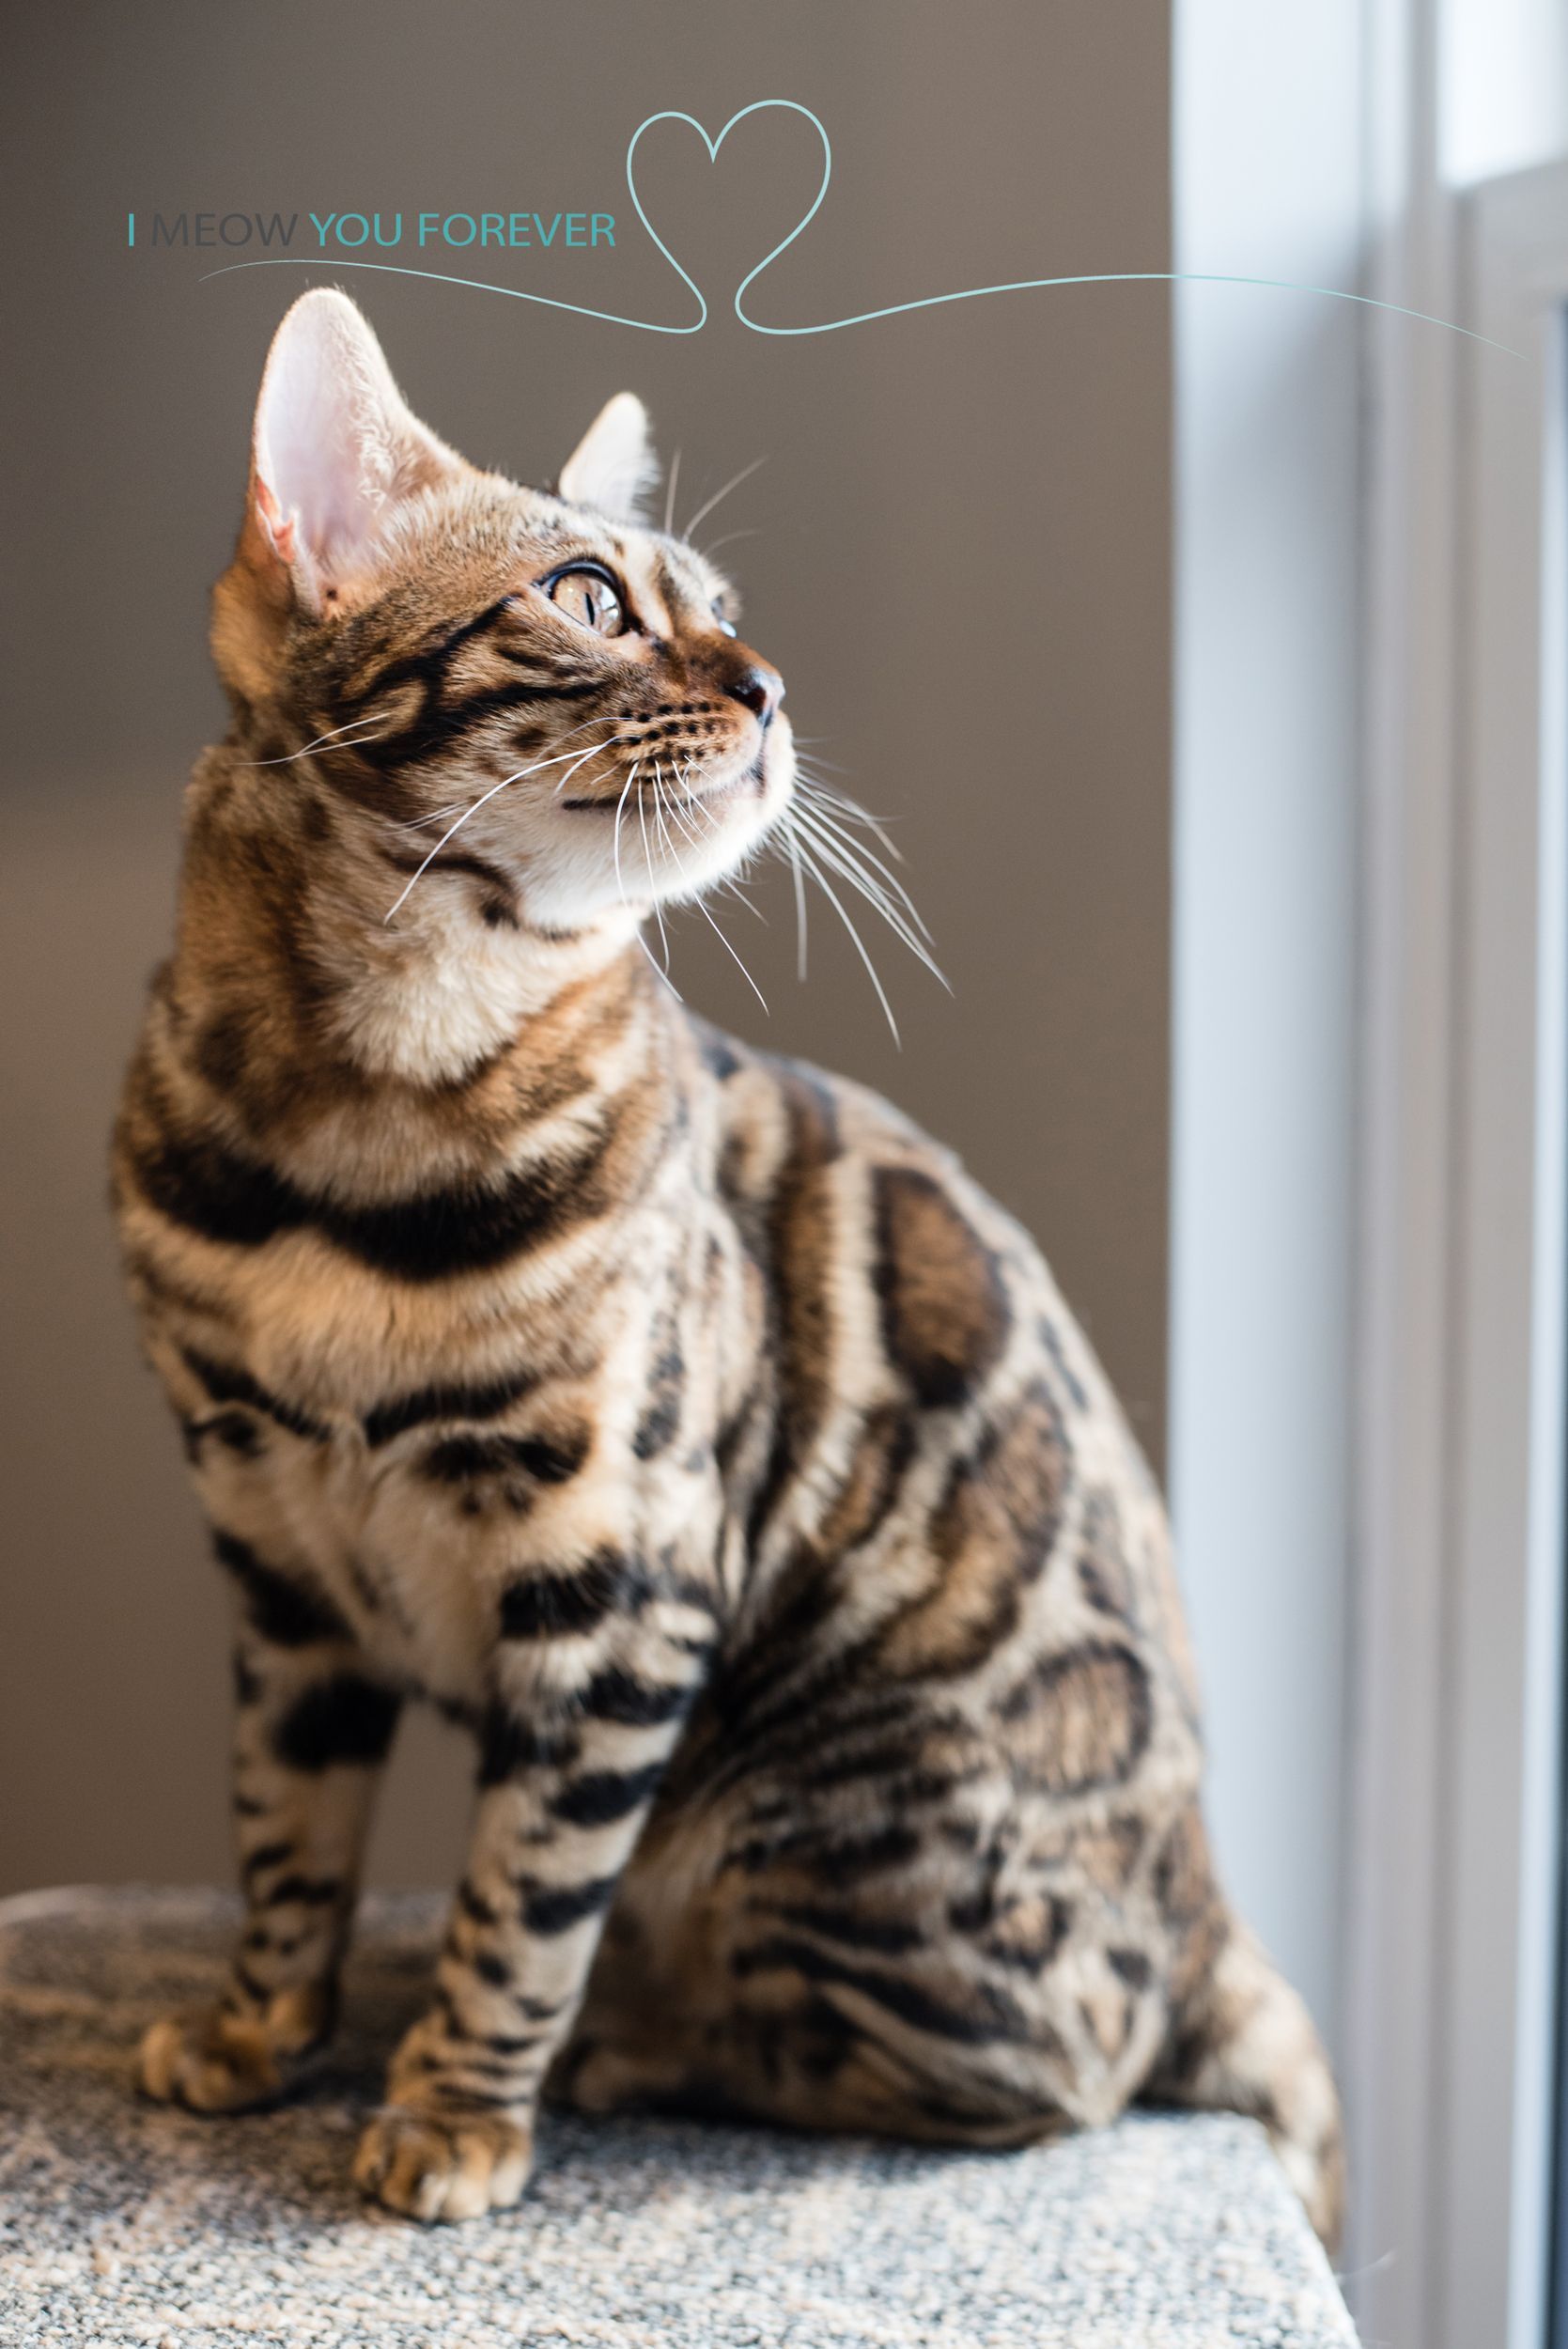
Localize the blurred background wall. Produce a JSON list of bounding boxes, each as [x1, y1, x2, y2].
[[0, 0, 1172, 1897]]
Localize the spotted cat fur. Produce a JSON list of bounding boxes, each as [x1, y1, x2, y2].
[[115, 291, 1343, 2241]]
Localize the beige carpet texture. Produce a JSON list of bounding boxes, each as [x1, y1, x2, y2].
[[0, 1887, 1358, 2348]]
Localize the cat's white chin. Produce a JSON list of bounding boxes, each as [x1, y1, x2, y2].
[[520, 723, 794, 933]]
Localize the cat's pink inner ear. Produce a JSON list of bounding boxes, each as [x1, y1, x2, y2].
[[249, 288, 466, 604], [253, 475, 297, 567]]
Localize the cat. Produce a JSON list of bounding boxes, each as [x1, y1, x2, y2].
[[114, 288, 1343, 2241]]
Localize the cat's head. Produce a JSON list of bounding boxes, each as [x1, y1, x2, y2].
[[211, 289, 790, 933]]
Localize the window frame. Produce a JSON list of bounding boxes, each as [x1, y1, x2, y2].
[[1347, 148, 1568, 2349]]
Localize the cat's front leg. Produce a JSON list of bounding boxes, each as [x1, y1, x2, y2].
[[354, 1594, 708, 2222], [139, 1540, 401, 2113]]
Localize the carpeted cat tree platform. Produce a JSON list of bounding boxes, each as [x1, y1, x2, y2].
[[0, 1887, 1358, 2348]]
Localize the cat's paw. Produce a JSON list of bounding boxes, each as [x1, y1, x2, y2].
[[352, 2106, 533, 2221], [136, 1985, 331, 2113]]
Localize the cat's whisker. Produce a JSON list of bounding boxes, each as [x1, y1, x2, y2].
[[618, 763, 686, 994], [788, 817, 948, 991], [612, 762, 640, 920], [786, 827, 810, 982], [651, 765, 691, 866], [794, 772, 909, 871], [693, 877, 771, 1016], [637, 931, 684, 1002], [667, 762, 767, 925], [383, 736, 630, 924], [799, 795, 908, 880], [792, 755, 877, 799], [791, 750, 861, 781], [397, 785, 505, 832], [788, 785, 936, 941], [638, 789, 666, 972], [399, 805, 480, 835], [551, 708, 640, 746], [789, 792, 939, 954], [243, 713, 390, 769], [681, 455, 767, 543], [658, 767, 769, 1017], [657, 759, 716, 847], [657, 769, 710, 886], [792, 803, 924, 928], [659, 763, 729, 878], [546, 713, 651, 794], [663, 449, 681, 537], [639, 772, 674, 972], [658, 764, 712, 856], [396, 714, 629, 832], [697, 528, 758, 562], [457, 723, 637, 841], [786, 830, 901, 1048]]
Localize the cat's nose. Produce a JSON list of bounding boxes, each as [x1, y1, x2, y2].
[[722, 655, 784, 728]]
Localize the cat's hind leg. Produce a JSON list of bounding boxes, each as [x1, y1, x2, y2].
[[552, 1987, 1066, 2148], [551, 1889, 1076, 2151], [138, 1538, 401, 2114], [559, 1899, 1342, 2254]]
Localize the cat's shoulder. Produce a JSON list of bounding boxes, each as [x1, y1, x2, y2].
[[691, 1016, 989, 1200]]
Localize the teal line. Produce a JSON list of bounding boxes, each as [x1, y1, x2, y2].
[[199, 253, 706, 332], [745, 267, 1520, 355], [199, 99, 1521, 359], [722, 101, 1519, 355], [128, 211, 134, 248]]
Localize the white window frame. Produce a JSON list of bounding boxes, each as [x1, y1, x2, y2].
[[1347, 145, 1568, 2349], [1170, 0, 1364, 2062]]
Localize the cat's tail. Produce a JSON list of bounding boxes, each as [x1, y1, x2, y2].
[[1145, 1910, 1345, 2252]]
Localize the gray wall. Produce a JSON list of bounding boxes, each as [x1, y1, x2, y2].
[[0, 0, 1172, 1895]]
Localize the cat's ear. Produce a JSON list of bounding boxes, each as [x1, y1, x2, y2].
[[240, 288, 469, 612], [557, 392, 656, 523]]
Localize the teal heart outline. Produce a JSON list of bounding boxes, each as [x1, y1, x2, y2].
[[195, 100, 832, 335], [198, 95, 1510, 354], [624, 101, 833, 333]]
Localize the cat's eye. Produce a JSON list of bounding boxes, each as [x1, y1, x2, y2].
[[543, 565, 626, 637], [713, 601, 737, 639]]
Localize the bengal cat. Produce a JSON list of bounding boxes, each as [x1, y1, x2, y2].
[[114, 289, 1343, 2242]]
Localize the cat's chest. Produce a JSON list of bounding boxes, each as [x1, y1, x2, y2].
[[170, 1237, 726, 1703], [191, 1408, 495, 1698]]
